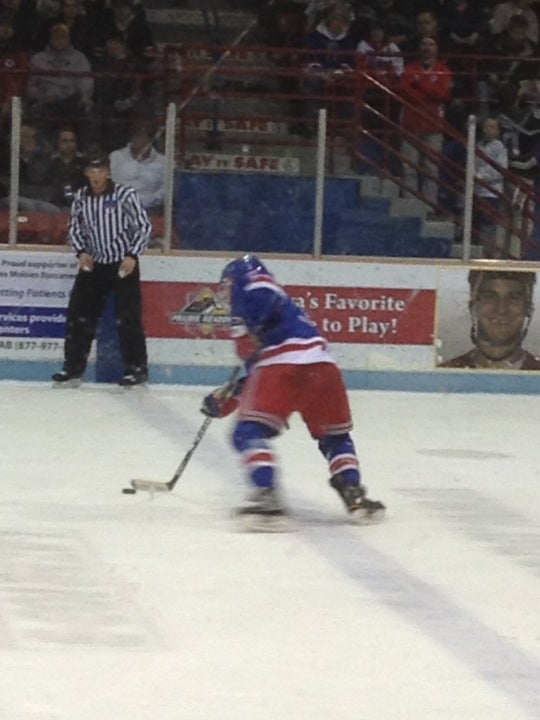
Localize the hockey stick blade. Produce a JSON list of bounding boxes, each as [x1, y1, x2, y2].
[[128, 415, 212, 495], [130, 478, 171, 493], [124, 366, 242, 496]]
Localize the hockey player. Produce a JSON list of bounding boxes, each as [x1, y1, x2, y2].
[[441, 270, 540, 369], [201, 255, 385, 531]]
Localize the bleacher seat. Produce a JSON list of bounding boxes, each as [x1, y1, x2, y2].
[[0, 212, 67, 245]]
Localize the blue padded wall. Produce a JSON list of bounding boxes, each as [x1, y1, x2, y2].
[[174, 172, 451, 258]]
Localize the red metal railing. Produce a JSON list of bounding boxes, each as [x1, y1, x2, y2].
[[166, 44, 540, 259], [2, 44, 540, 258]]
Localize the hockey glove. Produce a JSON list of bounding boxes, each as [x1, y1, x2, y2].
[[201, 377, 246, 418]]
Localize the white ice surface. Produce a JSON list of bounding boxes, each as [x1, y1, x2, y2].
[[1, 381, 539, 720]]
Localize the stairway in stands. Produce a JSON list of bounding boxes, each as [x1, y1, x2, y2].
[[174, 173, 453, 257], [146, 0, 258, 47], [147, 0, 360, 172], [145, 1, 455, 257]]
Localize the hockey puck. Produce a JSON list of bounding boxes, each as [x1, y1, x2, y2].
[[122, 487, 136, 494]]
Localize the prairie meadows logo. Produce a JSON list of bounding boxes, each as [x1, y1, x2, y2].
[[169, 287, 231, 336]]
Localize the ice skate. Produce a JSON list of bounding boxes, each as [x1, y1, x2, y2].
[[52, 371, 82, 388], [330, 474, 385, 523], [235, 486, 293, 533], [119, 369, 148, 388]]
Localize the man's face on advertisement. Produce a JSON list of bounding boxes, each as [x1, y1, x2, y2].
[[474, 277, 528, 355]]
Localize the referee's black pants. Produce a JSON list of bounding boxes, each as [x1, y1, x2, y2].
[[63, 261, 147, 378]]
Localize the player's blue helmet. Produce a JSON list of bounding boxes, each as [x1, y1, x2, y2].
[[220, 255, 271, 285]]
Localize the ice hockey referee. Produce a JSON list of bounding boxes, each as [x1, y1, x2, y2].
[[52, 150, 152, 388]]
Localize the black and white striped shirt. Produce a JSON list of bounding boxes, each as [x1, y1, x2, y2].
[[69, 182, 152, 263]]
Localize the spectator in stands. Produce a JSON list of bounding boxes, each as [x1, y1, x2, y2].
[[257, 0, 306, 48], [45, 125, 86, 209], [304, 0, 357, 32], [356, 21, 403, 170], [371, 0, 414, 48], [438, 0, 485, 128], [296, 2, 356, 137], [346, 2, 380, 45], [97, 0, 155, 64], [33, 0, 94, 55], [18, 122, 52, 200], [109, 121, 166, 213], [498, 79, 540, 256], [36, 0, 62, 22], [356, 21, 403, 82], [400, 9, 440, 56], [304, 2, 356, 66], [93, 35, 153, 151], [1, 0, 39, 51], [490, 0, 538, 46], [400, 36, 452, 215], [439, 0, 486, 55], [25, 22, 94, 142], [517, 173, 540, 259], [503, 77, 540, 179], [0, 121, 60, 212], [0, 15, 28, 131], [478, 15, 536, 118], [302, 1, 373, 45], [474, 117, 509, 255]]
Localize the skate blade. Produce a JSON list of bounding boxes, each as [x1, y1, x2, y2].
[[131, 479, 170, 493], [52, 379, 82, 389], [349, 506, 386, 525], [238, 513, 295, 533]]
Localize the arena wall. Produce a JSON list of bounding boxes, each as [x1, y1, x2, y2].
[[1, 249, 539, 393]]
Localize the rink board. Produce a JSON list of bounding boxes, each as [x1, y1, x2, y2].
[[1, 250, 539, 392]]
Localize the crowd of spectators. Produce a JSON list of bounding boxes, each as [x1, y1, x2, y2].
[[0, 0, 155, 142], [2, 0, 540, 255], [260, 1, 540, 120], [255, 0, 540, 252], [0, 0, 166, 212], [256, 2, 540, 124], [0, 117, 166, 215]]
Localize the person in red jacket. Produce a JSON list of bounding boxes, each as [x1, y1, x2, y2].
[[400, 36, 452, 214]]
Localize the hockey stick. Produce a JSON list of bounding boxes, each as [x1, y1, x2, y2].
[[125, 415, 213, 494], [122, 366, 242, 495]]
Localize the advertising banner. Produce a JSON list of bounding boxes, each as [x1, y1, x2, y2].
[[0, 252, 77, 361], [184, 118, 289, 136], [2, 250, 539, 379], [141, 258, 438, 370], [436, 267, 540, 371], [143, 282, 435, 345], [185, 153, 300, 175]]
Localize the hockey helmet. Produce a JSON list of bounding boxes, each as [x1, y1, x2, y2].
[[220, 255, 272, 285]]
